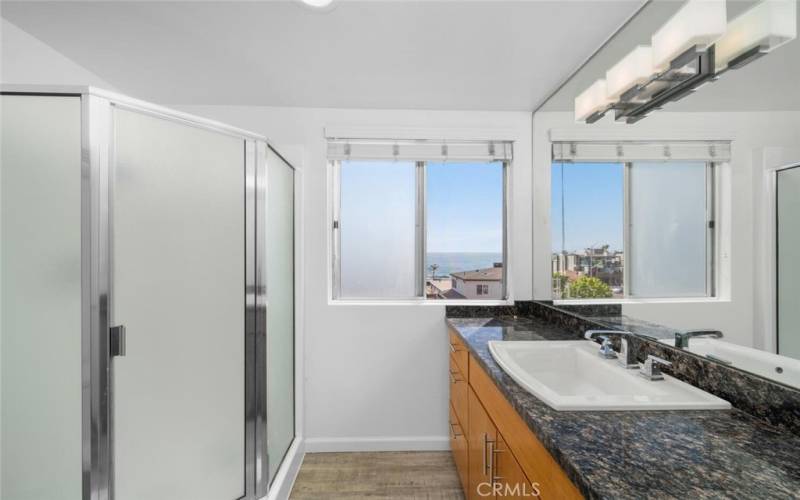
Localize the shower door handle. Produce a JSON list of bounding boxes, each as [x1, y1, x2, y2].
[[110, 325, 126, 357]]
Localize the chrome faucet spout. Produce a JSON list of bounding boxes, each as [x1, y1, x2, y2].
[[674, 330, 723, 349], [584, 330, 638, 368]]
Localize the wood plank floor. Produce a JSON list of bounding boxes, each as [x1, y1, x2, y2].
[[289, 451, 465, 499]]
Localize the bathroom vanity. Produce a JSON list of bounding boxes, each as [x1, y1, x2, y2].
[[449, 328, 581, 499], [446, 311, 800, 499]]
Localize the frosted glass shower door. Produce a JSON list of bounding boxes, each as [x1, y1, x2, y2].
[[265, 148, 295, 484], [778, 166, 800, 360], [111, 107, 246, 500], [1, 95, 82, 500]]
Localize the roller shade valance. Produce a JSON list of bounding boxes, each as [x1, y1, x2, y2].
[[327, 139, 513, 162], [552, 141, 731, 163]]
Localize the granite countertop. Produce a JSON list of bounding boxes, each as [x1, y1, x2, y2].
[[447, 316, 800, 500]]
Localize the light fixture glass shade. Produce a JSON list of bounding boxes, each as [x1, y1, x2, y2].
[[714, 0, 797, 71], [301, 0, 334, 8], [652, 0, 727, 71], [575, 79, 610, 122], [605, 46, 655, 100]]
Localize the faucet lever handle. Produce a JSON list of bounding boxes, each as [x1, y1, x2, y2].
[[640, 355, 672, 381]]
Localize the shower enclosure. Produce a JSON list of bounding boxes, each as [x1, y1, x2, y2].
[[0, 86, 297, 500]]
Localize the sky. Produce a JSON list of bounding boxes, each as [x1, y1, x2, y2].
[[551, 162, 624, 253], [341, 160, 624, 257], [339, 160, 504, 255], [426, 161, 503, 253]]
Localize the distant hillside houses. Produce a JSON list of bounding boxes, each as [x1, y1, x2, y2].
[[552, 245, 624, 287]]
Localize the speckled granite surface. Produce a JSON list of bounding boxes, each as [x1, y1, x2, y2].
[[448, 301, 800, 435], [447, 316, 800, 500]]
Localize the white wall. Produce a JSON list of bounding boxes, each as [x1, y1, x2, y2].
[[533, 110, 800, 348], [0, 16, 534, 452], [175, 105, 532, 451], [0, 18, 115, 88]]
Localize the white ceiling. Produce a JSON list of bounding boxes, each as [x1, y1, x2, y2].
[[0, 0, 646, 111], [541, 0, 800, 112]]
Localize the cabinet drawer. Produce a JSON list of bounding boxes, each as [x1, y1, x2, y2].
[[449, 404, 469, 493], [448, 328, 469, 378], [449, 354, 468, 428]]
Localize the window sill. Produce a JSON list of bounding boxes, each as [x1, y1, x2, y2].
[[553, 297, 729, 306], [328, 298, 514, 307]]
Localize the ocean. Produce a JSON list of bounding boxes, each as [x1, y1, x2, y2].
[[425, 252, 503, 277]]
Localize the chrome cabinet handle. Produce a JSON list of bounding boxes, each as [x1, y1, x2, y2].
[[482, 433, 487, 473], [487, 439, 494, 476], [483, 434, 496, 476], [491, 444, 505, 485], [450, 343, 464, 353]]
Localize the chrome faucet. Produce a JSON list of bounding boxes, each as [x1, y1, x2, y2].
[[584, 330, 639, 369], [639, 355, 672, 381], [674, 330, 723, 349]]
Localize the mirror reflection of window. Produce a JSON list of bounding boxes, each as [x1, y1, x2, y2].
[[551, 160, 714, 301]]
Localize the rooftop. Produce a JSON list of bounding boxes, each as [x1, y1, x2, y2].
[[450, 265, 502, 282]]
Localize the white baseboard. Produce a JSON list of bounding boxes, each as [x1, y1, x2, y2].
[[304, 436, 450, 453], [263, 437, 306, 500]]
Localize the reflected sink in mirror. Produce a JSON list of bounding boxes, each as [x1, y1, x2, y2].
[[659, 337, 800, 388], [488, 340, 731, 411]]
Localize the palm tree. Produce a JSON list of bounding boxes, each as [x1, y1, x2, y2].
[[428, 263, 440, 279]]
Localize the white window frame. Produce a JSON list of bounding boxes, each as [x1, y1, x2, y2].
[[330, 158, 510, 303], [552, 160, 718, 303]]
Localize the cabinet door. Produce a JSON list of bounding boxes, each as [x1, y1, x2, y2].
[[494, 433, 541, 499], [468, 387, 496, 500]]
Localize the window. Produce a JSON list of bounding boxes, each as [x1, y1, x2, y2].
[[330, 139, 510, 301], [551, 141, 725, 301]]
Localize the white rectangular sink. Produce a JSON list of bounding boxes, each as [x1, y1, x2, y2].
[[488, 340, 731, 411], [659, 337, 800, 387]]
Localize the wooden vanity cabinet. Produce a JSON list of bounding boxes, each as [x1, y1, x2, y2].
[[449, 405, 469, 492], [448, 326, 583, 500], [448, 331, 470, 494]]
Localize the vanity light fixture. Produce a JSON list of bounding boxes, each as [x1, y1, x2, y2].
[[575, 0, 797, 124], [651, 0, 727, 71], [605, 45, 655, 101], [574, 79, 611, 122], [714, 0, 797, 71]]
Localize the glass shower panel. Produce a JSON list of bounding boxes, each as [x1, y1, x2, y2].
[[266, 149, 295, 484], [778, 166, 800, 360], [0, 95, 83, 499], [111, 107, 246, 500]]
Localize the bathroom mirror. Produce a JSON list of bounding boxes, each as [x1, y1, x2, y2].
[[534, 0, 800, 389]]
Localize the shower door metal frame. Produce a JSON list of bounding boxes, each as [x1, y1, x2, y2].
[[1, 85, 273, 500], [255, 145, 299, 498]]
